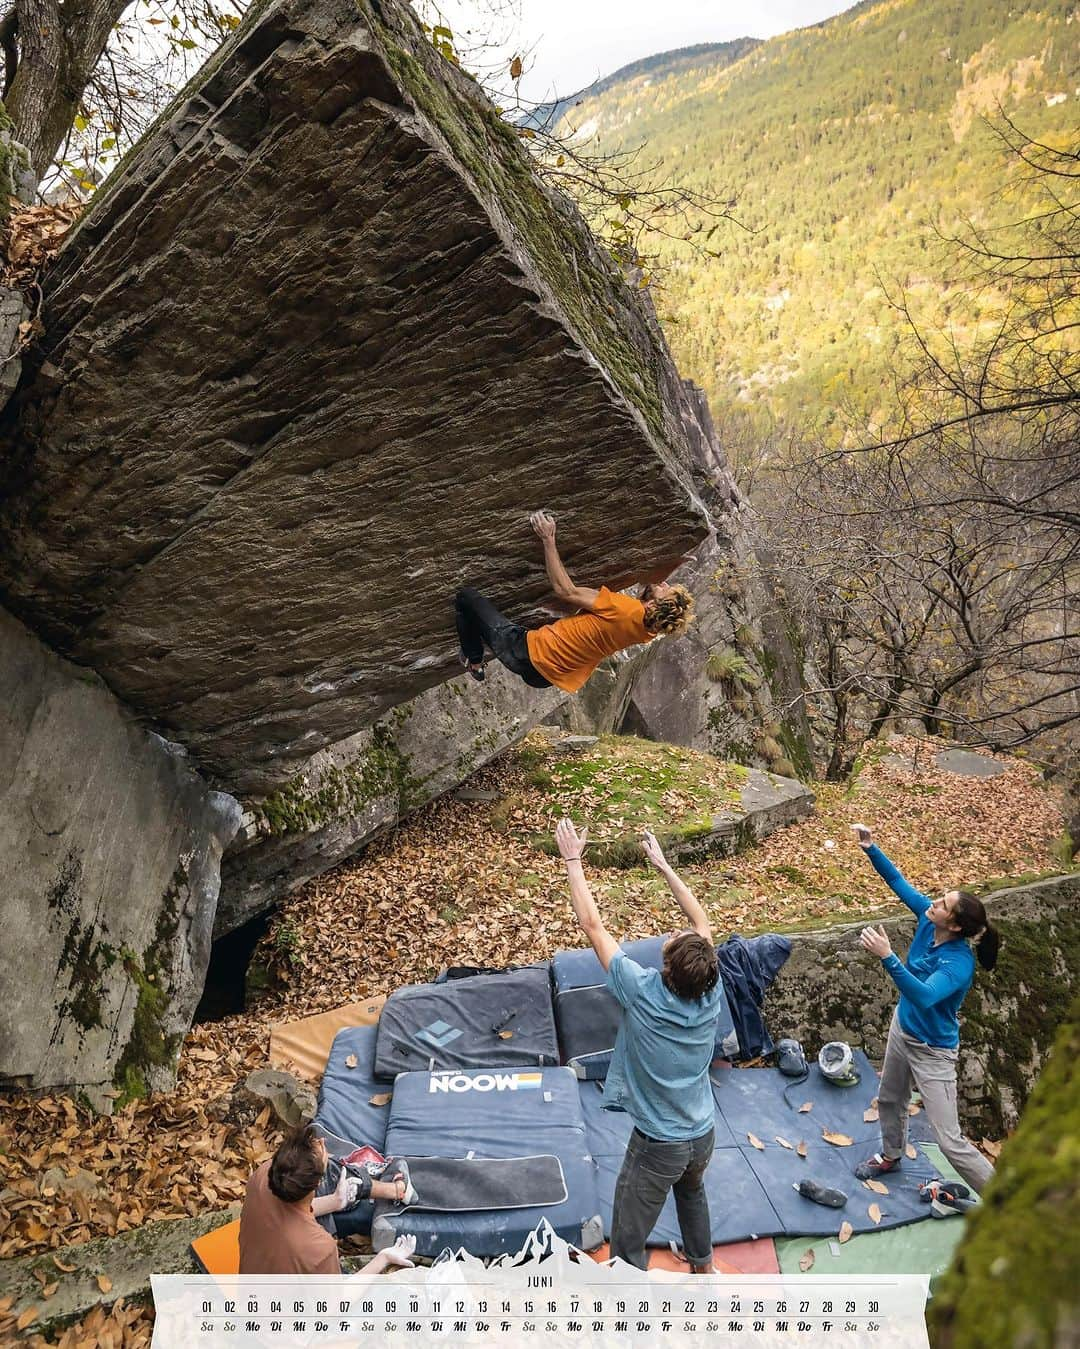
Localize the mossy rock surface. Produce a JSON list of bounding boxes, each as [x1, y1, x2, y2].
[[927, 996, 1080, 1349], [503, 732, 748, 867]]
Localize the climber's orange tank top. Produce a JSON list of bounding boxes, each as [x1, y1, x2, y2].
[[527, 587, 653, 693]]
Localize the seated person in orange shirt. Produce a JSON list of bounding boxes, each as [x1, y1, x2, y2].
[[239, 1125, 416, 1276], [455, 511, 694, 690]]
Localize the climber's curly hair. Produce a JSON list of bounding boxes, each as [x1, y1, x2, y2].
[[643, 584, 695, 638]]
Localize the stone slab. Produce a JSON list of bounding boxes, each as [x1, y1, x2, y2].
[[216, 671, 565, 933], [0, 1209, 238, 1333], [933, 749, 1007, 779]]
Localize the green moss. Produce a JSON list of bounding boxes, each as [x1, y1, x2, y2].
[[256, 723, 423, 836], [776, 718, 815, 779], [111, 875, 185, 1107], [927, 997, 1080, 1349]]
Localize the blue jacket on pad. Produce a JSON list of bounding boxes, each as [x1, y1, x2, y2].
[[864, 845, 975, 1049]]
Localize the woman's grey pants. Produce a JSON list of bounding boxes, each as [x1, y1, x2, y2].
[[610, 1126, 714, 1270], [878, 1010, 994, 1194]]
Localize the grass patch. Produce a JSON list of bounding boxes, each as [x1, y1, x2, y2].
[[508, 733, 748, 867]]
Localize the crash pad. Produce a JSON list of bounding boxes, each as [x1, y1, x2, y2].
[[370, 1066, 601, 1258], [577, 1077, 738, 1151], [710, 1050, 937, 1148], [374, 966, 559, 1079], [190, 1219, 241, 1276], [775, 1146, 971, 1282], [314, 1025, 391, 1158], [588, 1238, 779, 1275], [269, 996, 385, 1080]]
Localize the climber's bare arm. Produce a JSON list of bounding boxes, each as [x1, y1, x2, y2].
[[530, 512, 599, 611]]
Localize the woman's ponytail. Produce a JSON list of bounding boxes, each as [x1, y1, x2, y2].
[[973, 922, 1000, 971], [953, 892, 1000, 971]]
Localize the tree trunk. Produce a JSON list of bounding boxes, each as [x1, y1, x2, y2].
[[6, 0, 128, 182]]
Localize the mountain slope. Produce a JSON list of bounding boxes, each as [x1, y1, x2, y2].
[[561, 0, 1080, 435], [518, 38, 760, 131]]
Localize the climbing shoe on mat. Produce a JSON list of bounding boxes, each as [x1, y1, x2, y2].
[[854, 1153, 902, 1180]]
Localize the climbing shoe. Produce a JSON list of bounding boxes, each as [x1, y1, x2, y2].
[[394, 1160, 419, 1207], [458, 650, 485, 682], [919, 1179, 975, 1218], [794, 1178, 847, 1208], [854, 1152, 902, 1180]]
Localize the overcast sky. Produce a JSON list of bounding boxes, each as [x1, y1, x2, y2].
[[430, 1, 862, 102]]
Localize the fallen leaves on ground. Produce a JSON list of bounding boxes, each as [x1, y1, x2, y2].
[[838, 1221, 853, 1244], [369, 1093, 392, 1108], [821, 1130, 854, 1147], [747, 1132, 765, 1150], [863, 1179, 889, 1195], [775, 1136, 793, 1150], [2, 202, 82, 286], [799, 1249, 815, 1271], [0, 730, 1036, 1265], [863, 1107, 879, 1123], [797, 1102, 813, 1114], [906, 1143, 918, 1160], [868, 1203, 883, 1225]]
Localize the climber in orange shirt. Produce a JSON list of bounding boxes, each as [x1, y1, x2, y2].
[[455, 512, 694, 692]]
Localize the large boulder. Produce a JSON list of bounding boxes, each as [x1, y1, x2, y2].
[[0, 609, 240, 1101], [763, 872, 1080, 1137], [0, 0, 713, 793]]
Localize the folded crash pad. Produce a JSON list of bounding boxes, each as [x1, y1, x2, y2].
[[374, 965, 559, 1079], [552, 936, 737, 1079], [269, 996, 385, 1080], [314, 1024, 390, 1158], [370, 1066, 602, 1258]]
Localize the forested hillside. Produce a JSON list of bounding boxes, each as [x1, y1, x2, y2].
[[563, 0, 1079, 436]]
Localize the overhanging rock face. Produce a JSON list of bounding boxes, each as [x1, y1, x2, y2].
[[0, 0, 708, 791]]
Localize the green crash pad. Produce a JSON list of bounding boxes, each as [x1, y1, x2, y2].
[[775, 1146, 969, 1286]]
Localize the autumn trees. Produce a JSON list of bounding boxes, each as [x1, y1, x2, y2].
[[758, 123, 1079, 781]]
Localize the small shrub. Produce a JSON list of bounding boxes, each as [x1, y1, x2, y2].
[[769, 757, 797, 777], [705, 647, 759, 687], [760, 735, 783, 760]]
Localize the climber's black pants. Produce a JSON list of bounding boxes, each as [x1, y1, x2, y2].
[[455, 588, 551, 689]]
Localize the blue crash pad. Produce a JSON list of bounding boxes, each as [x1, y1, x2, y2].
[[315, 1025, 389, 1156], [577, 1077, 738, 1151], [741, 1135, 941, 1236], [370, 1066, 602, 1258], [578, 1080, 781, 1244], [581, 1053, 947, 1248], [710, 1052, 938, 1149], [552, 936, 736, 1079], [374, 965, 559, 1079]]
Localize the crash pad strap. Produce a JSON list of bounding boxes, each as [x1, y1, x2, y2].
[[393, 1155, 567, 1211]]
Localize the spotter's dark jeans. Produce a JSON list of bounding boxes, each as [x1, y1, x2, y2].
[[455, 587, 551, 689], [610, 1125, 715, 1270]]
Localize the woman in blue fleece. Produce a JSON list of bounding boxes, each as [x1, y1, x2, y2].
[[850, 823, 1000, 1193]]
